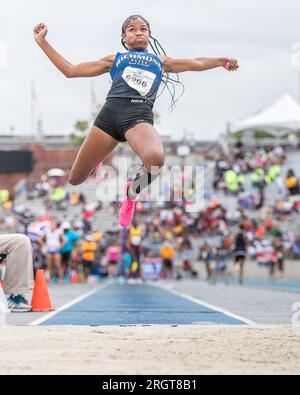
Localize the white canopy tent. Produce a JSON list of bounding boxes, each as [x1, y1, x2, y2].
[[229, 94, 300, 136]]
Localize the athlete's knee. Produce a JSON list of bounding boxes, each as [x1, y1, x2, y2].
[[69, 176, 79, 186], [69, 171, 83, 186], [143, 149, 165, 172]]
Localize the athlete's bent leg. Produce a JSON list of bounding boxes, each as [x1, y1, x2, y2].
[[69, 126, 119, 186], [119, 123, 165, 227], [125, 123, 165, 199]]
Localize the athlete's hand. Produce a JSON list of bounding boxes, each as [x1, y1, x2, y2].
[[33, 23, 48, 43], [223, 58, 239, 71]]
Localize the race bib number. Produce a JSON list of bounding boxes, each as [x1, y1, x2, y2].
[[122, 67, 156, 96]]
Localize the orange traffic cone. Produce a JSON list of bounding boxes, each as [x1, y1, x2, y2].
[[31, 270, 54, 312]]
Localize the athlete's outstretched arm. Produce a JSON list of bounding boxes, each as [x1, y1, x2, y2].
[[33, 23, 114, 78], [160, 55, 239, 73]]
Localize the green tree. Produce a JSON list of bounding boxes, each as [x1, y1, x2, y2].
[[231, 129, 275, 139], [70, 103, 103, 146]]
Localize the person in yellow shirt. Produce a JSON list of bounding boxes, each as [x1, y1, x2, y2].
[[69, 192, 79, 206], [92, 230, 102, 243], [0, 189, 10, 207], [128, 221, 143, 262], [3, 200, 13, 211], [285, 169, 299, 196], [128, 221, 143, 279], [173, 222, 184, 237], [160, 241, 175, 278], [81, 235, 97, 280]]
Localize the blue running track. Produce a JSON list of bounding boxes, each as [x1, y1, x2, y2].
[[42, 284, 246, 326]]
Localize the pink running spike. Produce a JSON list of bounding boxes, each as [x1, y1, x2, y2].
[[119, 181, 137, 227]]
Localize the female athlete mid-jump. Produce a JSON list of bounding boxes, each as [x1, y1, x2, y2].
[[33, 15, 239, 227]]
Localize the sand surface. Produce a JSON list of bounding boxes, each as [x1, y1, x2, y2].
[[1, 325, 300, 375]]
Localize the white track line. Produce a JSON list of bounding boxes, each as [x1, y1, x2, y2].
[[29, 285, 107, 326], [154, 284, 257, 326]]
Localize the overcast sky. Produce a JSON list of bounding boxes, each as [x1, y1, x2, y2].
[[0, 0, 299, 140]]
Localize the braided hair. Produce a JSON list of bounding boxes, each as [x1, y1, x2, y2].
[[121, 15, 185, 111]]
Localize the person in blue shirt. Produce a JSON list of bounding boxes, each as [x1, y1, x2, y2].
[[60, 224, 81, 275], [33, 15, 239, 228]]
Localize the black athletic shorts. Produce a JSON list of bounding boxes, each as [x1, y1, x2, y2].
[[234, 250, 247, 262], [93, 98, 154, 142]]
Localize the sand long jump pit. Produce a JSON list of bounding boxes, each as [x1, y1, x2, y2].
[[1, 283, 300, 375], [0, 325, 300, 375]]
